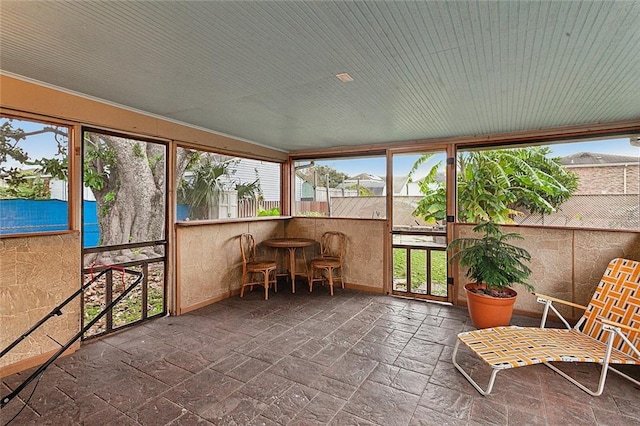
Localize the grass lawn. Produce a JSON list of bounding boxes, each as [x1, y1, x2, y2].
[[393, 248, 448, 296], [83, 265, 165, 336]]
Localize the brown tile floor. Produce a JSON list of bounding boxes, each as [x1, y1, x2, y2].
[[2, 285, 639, 425]]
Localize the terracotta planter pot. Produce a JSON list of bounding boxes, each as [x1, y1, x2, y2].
[[464, 283, 517, 329]]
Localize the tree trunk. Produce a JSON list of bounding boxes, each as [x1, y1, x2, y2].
[[83, 134, 197, 265], [97, 137, 165, 246]]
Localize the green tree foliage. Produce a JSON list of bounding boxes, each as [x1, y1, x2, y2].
[[0, 171, 50, 199], [345, 184, 375, 196], [316, 165, 348, 188], [177, 153, 264, 220], [1, 119, 68, 199], [177, 154, 237, 219], [236, 176, 262, 200], [298, 165, 348, 188], [411, 147, 579, 224]]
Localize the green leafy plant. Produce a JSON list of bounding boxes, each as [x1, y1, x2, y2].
[[410, 147, 578, 224], [177, 155, 237, 219], [236, 177, 262, 200], [0, 171, 50, 199], [345, 184, 375, 196], [257, 206, 280, 216], [98, 191, 116, 217], [132, 142, 144, 158], [447, 221, 533, 296]]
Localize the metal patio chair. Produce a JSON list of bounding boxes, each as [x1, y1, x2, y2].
[[452, 257, 640, 396]]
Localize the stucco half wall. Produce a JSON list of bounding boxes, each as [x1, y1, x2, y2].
[[453, 224, 640, 321], [176, 217, 386, 313], [285, 217, 386, 293], [0, 232, 81, 375], [176, 219, 286, 313]]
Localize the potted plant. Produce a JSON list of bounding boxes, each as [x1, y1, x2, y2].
[[447, 221, 533, 329]]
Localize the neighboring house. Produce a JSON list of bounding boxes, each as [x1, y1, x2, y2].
[[231, 158, 280, 202], [340, 173, 386, 195], [294, 172, 315, 201], [393, 176, 422, 196], [518, 151, 639, 229], [560, 152, 639, 195]]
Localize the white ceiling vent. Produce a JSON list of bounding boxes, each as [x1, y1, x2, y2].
[[335, 72, 354, 83]]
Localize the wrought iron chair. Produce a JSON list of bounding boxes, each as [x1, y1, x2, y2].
[[239, 233, 277, 300], [452, 257, 640, 396], [308, 231, 346, 296]]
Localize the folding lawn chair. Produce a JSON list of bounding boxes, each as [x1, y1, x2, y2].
[[452, 257, 640, 396]]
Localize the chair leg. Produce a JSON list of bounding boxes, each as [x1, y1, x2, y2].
[[542, 362, 612, 396], [240, 270, 247, 298], [308, 267, 314, 292], [338, 267, 344, 289], [328, 267, 334, 296], [452, 339, 501, 396], [263, 270, 269, 300], [541, 330, 625, 397]]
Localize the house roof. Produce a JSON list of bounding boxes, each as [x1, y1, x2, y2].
[[348, 173, 384, 182], [1, 1, 639, 152], [561, 152, 639, 166], [393, 176, 410, 194]]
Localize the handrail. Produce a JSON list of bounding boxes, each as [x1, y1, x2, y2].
[[391, 229, 446, 236], [82, 239, 166, 254], [0, 267, 143, 409]]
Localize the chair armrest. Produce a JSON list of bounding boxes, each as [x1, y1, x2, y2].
[[534, 293, 587, 310], [599, 318, 640, 334], [598, 317, 640, 359]]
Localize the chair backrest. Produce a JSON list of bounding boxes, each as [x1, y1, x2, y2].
[[320, 231, 346, 261], [580, 258, 640, 357], [239, 233, 257, 264]]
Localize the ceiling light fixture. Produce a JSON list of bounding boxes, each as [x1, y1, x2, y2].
[[335, 72, 354, 83]]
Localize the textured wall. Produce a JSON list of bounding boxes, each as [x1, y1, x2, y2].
[[176, 220, 285, 312], [569, 164, 639, 195], [286, 218, 386, 292], [454, 224, 640, 319], [0, 233, 81, 369]]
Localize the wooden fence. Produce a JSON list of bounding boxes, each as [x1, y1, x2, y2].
[[295, 201, 329, 215], [238, 199, 280, 217]]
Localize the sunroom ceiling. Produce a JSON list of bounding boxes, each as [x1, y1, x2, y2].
[[1, 1, 639, 152]]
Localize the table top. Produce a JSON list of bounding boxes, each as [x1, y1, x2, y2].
[[262, 238, 316, 248]]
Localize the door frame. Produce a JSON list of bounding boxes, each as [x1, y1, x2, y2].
[[80, 127, 170, 339], [386, 145, 456, 302]]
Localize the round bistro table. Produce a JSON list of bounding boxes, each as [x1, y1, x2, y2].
[[261, 238, 315, 293]]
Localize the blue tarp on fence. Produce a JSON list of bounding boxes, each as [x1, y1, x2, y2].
[[177, 204, 189, 221], [1, 199, 188, 247], [84, 200, 99, 247], [0, 199, 100, 247], [0, 198, 69, 234]]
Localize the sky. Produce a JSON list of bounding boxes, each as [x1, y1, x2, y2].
[[2, 118, 68, 169], [3, 117, 639, 180], [309, 138, 640, 178]]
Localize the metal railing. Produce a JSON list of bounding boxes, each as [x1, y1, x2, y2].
[[82, 241, 167, 339], [391, 228, 449, 301], [1, 268, 143, 409]]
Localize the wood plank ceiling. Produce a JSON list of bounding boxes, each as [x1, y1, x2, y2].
[[1, 1, 639, 152]]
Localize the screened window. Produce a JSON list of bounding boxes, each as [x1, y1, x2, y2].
[[293, 156, 387, 219], [0, 116, 70, 235], [176, 147, 281, 220], [455, 135, 639, 230]]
